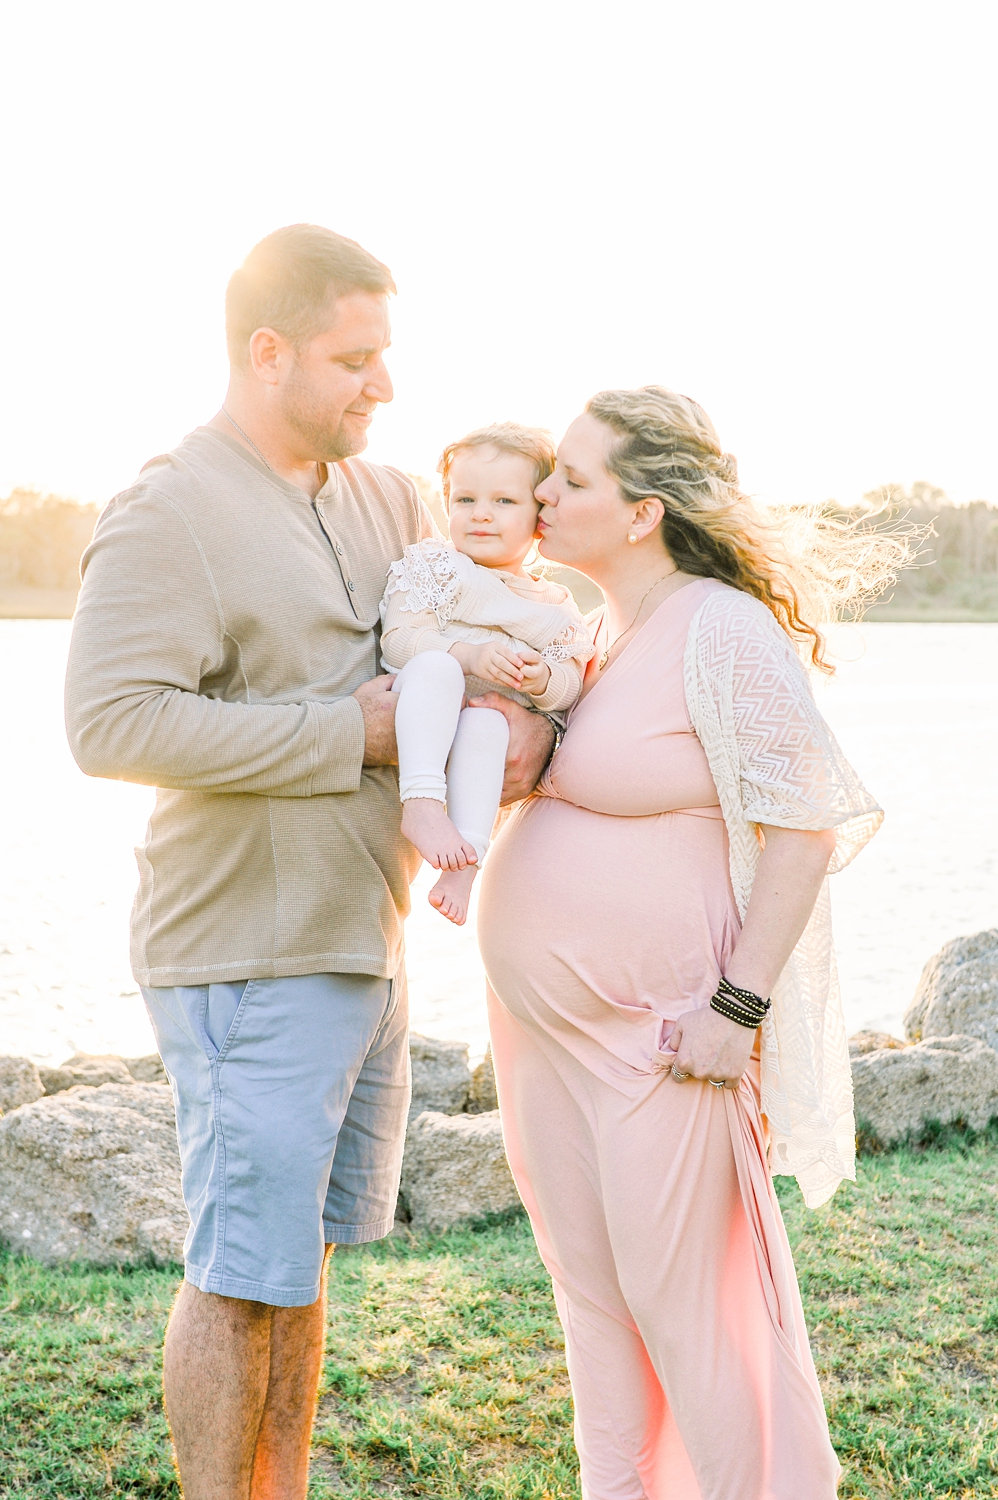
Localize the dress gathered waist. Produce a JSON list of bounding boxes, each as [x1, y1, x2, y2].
[[535, 773, 723, 821]]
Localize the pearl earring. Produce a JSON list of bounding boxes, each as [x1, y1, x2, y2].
[[627, 531, 638, 545]]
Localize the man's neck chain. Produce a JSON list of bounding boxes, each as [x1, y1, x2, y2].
[[220, 408, 275, 471], [220, 408, 324, 494]]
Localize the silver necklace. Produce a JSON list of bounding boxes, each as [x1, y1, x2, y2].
[[220, 408, 275, 470], [598, 570, 678, 671]]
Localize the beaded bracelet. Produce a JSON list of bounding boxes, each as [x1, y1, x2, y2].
[[709, 975, 771, 1030], [716, 976, 770, 1012], [710, 994, 764, 1028]]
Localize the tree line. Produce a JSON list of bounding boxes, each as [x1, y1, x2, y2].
[[0, 489, 100, 591], [2, 481, 996, 615], [847, 482, 998, 616]]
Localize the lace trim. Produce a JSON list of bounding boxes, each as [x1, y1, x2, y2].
[[384, 541, 462, 629], [541, 621, 596, 665]]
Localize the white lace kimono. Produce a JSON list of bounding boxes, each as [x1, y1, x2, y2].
[[684, 587, 883, 1207]]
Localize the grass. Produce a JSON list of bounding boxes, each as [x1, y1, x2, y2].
[[2, 1132, 997, 1499]]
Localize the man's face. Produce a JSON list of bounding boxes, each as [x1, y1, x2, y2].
[[279, 291, 393, 463]]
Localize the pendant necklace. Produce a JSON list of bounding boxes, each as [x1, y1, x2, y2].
[[598, 570, 678, 671]]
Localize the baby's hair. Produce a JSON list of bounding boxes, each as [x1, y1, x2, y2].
[[438, 423, 556, 502]]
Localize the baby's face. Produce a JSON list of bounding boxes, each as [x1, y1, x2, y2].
[[447, 445, 540, 573]]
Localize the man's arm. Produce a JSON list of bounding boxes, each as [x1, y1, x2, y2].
[[466, 692, 557, 803], [65, 489, 368, 796]]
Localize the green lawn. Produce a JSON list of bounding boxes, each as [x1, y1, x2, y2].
[[2, 1132, 997, 1499]]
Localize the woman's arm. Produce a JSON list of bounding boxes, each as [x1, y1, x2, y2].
[[667, 824, 836, 1087]]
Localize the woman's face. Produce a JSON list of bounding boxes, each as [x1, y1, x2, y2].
[[534, 414, 633, 574]]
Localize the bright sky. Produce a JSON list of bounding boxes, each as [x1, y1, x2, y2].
[[2, 0, 995, 509]]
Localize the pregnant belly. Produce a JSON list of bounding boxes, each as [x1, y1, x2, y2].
[[478, 796, 741, 1073]]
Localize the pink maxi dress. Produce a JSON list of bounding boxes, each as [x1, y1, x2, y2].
[[477, 577, 841, 1500]]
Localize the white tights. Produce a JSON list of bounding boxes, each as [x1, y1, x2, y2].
[[391, 652, 510, 862]]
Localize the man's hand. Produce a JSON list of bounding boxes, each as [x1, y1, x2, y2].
[[354, 675, 398, 767], [468, 693, 556, 803]]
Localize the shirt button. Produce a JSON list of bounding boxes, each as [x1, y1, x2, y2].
[[336, 545, 344, 555], [347, 580, 355, 591]]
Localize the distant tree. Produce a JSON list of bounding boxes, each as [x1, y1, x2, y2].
[[0, 489, 99, 590], [842, 482, 998, 613]]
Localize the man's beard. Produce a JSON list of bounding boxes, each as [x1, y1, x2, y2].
[[281, 365, 367, 463]]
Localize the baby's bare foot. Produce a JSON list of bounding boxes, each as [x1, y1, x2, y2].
[[401, 798, 478, 871], [429, 864, 479, 925]]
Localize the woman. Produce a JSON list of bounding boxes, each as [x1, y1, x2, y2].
[[477, 387, 888, 1499]]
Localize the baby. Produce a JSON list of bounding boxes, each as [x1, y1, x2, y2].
[[380, 423, 594, 923]]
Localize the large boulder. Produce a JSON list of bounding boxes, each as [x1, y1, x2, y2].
[[400, 1110, 521, 1233], [466, 1047, 498, 1114], [848, 1031, 906, 1058], [851, 1034, 998, 1146], [124, 1054, 168, 1084], [40, 1052, 135, 1095], [408, 1034, 472, 1121], [0, 1057, 45, 1114], [905, 930, 998, 1050], [0, 1082, 186, 1266]]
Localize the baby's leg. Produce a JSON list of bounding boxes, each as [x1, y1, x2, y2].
[[430, 706, 509, 925], [393, 654, 478, 871]]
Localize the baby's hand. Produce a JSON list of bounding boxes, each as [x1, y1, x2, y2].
[[472, 641, 527, 689], [517, 651, 551, 696]]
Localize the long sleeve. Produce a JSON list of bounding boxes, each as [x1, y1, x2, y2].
[[379, 597, 465, 669], [65, 489, 365, 796], [379, 541, 594, 713], [528, 658, 584, 712]]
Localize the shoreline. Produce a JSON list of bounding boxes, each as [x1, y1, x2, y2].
[[3, 587, 998, 624]]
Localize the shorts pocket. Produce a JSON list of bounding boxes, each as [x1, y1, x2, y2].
[[201, 981, 252, 1061]]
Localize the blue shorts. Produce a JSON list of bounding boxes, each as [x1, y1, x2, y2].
[[142, 972, 410, 1307]]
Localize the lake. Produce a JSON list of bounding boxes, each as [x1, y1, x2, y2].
[[1, 620, 995, 1065]]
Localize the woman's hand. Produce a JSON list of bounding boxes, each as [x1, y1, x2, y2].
[[667, 826, 837, 1090], [667, 1006, 756, 1090]]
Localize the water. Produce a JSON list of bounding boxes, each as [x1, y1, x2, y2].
[[1, 620, 995, 1065]]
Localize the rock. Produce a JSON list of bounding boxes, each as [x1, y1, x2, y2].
[[851, 1034, 998, 1146], [408, 1033, 472, 1121], [124, 1053, 168, 1084], [0, 1057, 44, 1114], [400, 1110, 521, 1233], [39, 1052, 135, 1095], [905, 930, 998, 1050], [848, 1031, 907, 1057], [466, 1046, 498, 1113], [0, 1082, 186, 1265]]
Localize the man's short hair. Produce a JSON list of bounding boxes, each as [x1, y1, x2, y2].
[[225, 224, 396, 365]]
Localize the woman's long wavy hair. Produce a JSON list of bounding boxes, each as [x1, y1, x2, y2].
[[587, 386, 914, 672]]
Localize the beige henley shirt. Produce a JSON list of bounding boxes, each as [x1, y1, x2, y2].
[[64, 427, 434, 987]]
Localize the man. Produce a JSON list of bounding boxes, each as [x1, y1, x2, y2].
[[65, 224, 552, 1500]]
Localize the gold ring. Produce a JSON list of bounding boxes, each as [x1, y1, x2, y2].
[[708, 1079, 725, 1089], [671, 1066, 691, 1082]]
